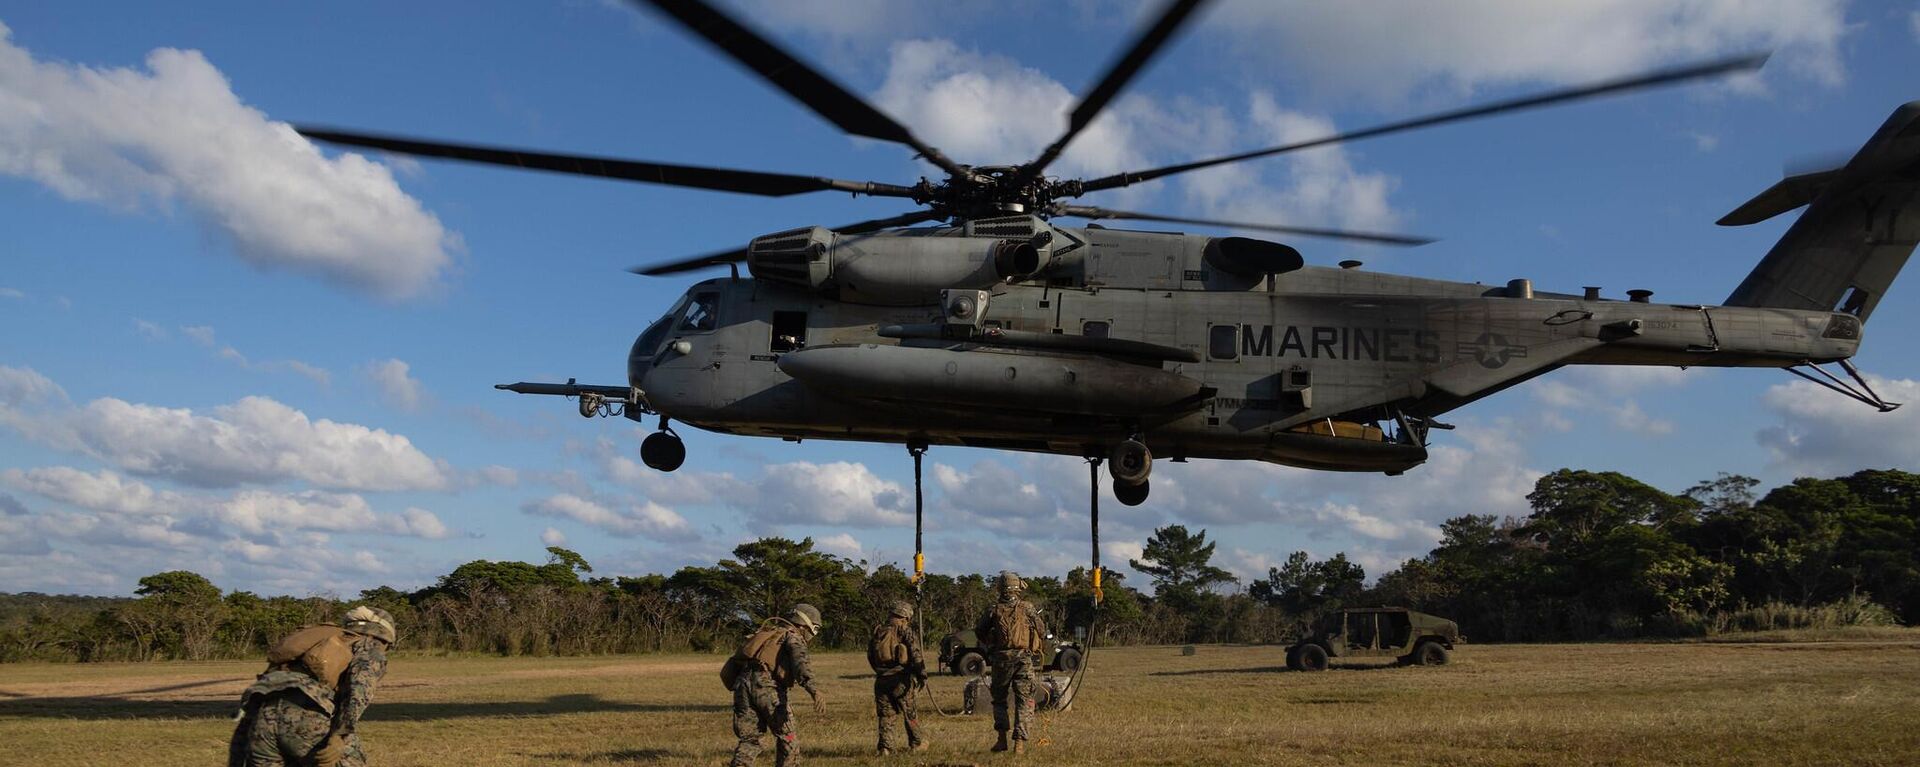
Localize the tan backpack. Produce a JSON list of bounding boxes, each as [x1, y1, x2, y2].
[[720, 619, 795, 690], [988, 603, 1041, 653], [867, 622, 908, 670], [266, 624, 357, 689]]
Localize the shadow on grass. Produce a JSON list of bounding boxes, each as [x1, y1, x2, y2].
[[1150, 662, 1408, 677], [0, 693, 726, 721], [534, 748, 679, 763]]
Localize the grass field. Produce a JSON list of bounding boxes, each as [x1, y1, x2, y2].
[[3, 631, 1918, 766]]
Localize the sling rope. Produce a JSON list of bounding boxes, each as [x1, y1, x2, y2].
[[909, 441, 927, 644]]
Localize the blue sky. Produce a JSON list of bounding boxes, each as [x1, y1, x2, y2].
[[3, 1, 1918, 597]]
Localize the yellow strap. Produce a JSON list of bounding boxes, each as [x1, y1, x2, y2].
[[1092, 566, 1104, 606], [913, 552, 925, 583]]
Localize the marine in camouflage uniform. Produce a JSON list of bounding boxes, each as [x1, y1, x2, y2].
[[731, 603, 823, 767], [868, 601, 927, 755], [974, 571, 1048, 754], [229, 606, 394, 767]]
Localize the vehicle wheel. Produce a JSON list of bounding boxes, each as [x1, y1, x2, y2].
[[640, 432, 686, 472], [1296, 642, 1329, 672], [1414, 639, 1450, 666], [1113, 478, 1150, 506], [1053, 647, 1083, 674], [957, 651, 987, 677], [1285, 646, 1303, 671]]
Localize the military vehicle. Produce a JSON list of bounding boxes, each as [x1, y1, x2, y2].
[[1286, 607, 1461, 672], [939, 629, 1083, 676], [299, 0, 1915, 520]]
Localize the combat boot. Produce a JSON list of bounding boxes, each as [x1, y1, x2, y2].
[[876, 746, 892, 756], [910, 742, 928, 753], [992, 733, 1009, 752], [1012, 740, 1027, 755]]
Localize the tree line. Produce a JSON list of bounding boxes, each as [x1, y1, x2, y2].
[[2, 467, 1911, 662]]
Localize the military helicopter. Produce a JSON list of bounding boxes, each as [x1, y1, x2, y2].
[[301, 0, 1916, 512]]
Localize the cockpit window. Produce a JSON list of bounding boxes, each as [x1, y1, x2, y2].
[[678, 292, 719, 332]]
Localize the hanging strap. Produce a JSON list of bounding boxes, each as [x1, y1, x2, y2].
[[909, 441, 928, 642]]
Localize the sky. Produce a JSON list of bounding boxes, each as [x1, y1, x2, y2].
[[2, 0, 1919, 598]]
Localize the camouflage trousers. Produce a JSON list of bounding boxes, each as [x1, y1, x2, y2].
[[872, 669, 922, 751], [243, 692, 365, 767], [730, 669, 798, 767], [989, 650, 1038, 741]]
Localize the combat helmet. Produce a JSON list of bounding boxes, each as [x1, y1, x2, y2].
[[890, 600, 914, 619], [995, 570, 1025, 596], [343, 605, 398, 644], [790, 603, 823, 634]]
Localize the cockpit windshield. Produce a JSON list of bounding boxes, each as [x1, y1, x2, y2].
[[678, 291, 719, 332], [632, 294, 690, 360]]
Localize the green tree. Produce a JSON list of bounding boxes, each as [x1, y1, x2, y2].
[[1129, 525, 1235, 595]]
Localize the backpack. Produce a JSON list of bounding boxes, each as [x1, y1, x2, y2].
[[720, 619, 795, 690], [867, 622, 908, 670], [989, 602, 1041, 653], [266, 624, 357, 689]]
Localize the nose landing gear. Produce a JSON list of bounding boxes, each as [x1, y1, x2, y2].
[[641, 420, 685, 472]]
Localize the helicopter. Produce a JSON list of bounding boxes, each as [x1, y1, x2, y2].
[[300, 0, 1917, 510]]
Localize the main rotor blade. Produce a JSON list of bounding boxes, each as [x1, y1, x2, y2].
[[632, 0, 968, 179], [297, 127, 917, 198], [630, 210, 944, 276], [1055, 205, 1435, 245], [1077, 52, 1770, 193], [1012, 0, 1208, 185]]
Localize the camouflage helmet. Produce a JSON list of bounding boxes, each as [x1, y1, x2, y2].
[[343, 605, 397, 644], [790, 603, 823, 634], [890, 600, 914, 619], [996, 570, 1025, 595]]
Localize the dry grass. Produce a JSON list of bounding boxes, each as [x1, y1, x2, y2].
[[3, 633, 1918, 766]]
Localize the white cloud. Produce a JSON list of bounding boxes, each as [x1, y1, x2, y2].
[[1528, 366, 1690, 436], [522, 493, 697, 542], [1911, 10, 1920, 42], [1, 384, 446, 491], [364, 358, 426, 412], [815, 532, 866, 561], [211, 490, 451, 539], [0, 23, 459, 299], [132, 318, 169, 340], [1689, 131, 1720, 152], [1210, 0, 1849, 100], [174, 324, 332, 385], [0, 365, 67, 407], [1180, 94, 1402, 238], [541, 527, 567, 547], [745, 461, 911, 528], [874, 38, 1151, 177], [0, 287, 23, 299], [1757, 377, 1920, 476], [0, 466, 177, 516]]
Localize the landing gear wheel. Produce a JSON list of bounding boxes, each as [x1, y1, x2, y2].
[[1053, 647, 1083, 673], [1113, 478, 1150, 506], [1297, 643, 1329, 672], [640, 432, 685, 472], [1109, 439, 1152, 485], [956, 651, 987, 677]]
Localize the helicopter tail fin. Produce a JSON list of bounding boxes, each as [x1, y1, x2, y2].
[[1722, 101, 1920, 323]]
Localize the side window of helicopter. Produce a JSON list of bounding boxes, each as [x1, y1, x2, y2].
[[1082, 321, 1110, 339], [678, 291, 719, 333], [1208, 324, 1238, 360], [770, 310, 807, 352]]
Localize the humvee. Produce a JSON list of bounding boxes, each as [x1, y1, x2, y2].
[[938, 629, 1083, 676], [1286, 607, 1460, 671]]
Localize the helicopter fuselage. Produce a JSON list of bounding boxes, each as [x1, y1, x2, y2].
[[625, 222, 1859, 474]]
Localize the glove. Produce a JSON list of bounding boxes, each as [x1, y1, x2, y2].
[[807, 688, 826, 715], [911, 662, 928, 685], [310, 733, 349, 767]]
